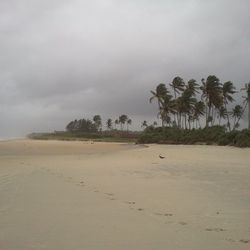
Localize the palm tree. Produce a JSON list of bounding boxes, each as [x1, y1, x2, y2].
[[193, 101, 205, 128], [222, 81, 236, 131], [186, 79, 199, 96], [93, 115, 102, 131], [141, 120, 148, 129], [159, 93, 175, 127], [170, 77, 185, 126], [241, 82, 250, 129], [170, 76, 185, 98], [232, 105, 244, 130], [127, 118, 132, 131], [150, 83, 168, 127], [218, 106, 227, 126], [114, 119, 119, 129], [106, 118, 112, 130], [201, 76, 223, 127], [119, 115, 128, 130]]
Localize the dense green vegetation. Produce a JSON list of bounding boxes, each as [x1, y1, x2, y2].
[[28, 131, 139, 143], [138, 126, 250, 147]]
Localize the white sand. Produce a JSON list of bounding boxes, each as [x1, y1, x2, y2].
[[0, 139, 250, 250]]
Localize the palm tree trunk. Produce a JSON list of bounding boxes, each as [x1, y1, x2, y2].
[[225, 103, 231, 131], [158, 100, 163, 128]]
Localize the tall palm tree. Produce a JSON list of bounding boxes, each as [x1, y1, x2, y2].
[[170, 77, 185, 126], [150, 83, 168, 127], [93, 115, 102, 131], [222, 81, 236, 131], [186, 79, 199, 96], [201, 76, 223, 127], [119, 114, 128, 130], [170, 76, 185, 98], [218, 106, 227, 126], [106, 118, 113, 130], [193, 101, 205, 128], [241, 82, 250, 129], [159, 93, 175, 127], [127, 118, 132, 131], [114, 119, 119, 129], [232, 105, 244, 130]]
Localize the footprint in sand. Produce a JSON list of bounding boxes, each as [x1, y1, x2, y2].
[[226, 238, 235, 243], [125, 201, 136, 205], [137, 208, 144, 211], [105, 193, 114, 196], [154, 212, 173, 217], [179, 221, 188, 226], [205, 228, 226, 232], [239, 239, 250, 244]]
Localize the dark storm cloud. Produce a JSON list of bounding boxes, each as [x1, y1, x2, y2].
[[0, 0, 249, 136]]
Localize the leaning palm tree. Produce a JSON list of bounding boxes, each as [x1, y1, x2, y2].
[[222, 81, 236, 131], [150, 83, 168, 127], [201, 76, 223, 127]]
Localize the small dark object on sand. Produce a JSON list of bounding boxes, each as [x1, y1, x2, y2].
[[159, 154, 165, 159]]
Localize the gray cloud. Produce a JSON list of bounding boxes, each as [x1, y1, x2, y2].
[[0, 0, 250, 137]]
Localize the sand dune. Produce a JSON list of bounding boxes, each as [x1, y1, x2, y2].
[[0, 139, 250, 249]]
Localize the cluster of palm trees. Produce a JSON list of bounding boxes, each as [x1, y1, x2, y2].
[[150, 76, 250, 130], [112, 115, 132, 131], [66, 115, 133, 132]]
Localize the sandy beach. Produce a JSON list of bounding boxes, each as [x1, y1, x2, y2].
[[0, 139, 250, 250]]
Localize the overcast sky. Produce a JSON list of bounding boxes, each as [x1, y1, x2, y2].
[[0, 0, 249, 137]]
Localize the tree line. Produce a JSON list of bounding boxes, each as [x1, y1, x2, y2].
[[150, 76, 250, 131], [66, 114, 133, 132]]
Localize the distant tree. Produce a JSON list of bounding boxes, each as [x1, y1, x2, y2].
[[66, 120, 75, 132], [119, 115, 128, 130], [127, 118, 132, 131], [141, 120, 148, 129], [93, 115, 102, 131], [153, 121, 158, 127], [66, 119, 97, 133], [241, 82, 250, 129], [232, 105, 244, 130], [114, 119, 119, 129], [106, 118, 113, 130]]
